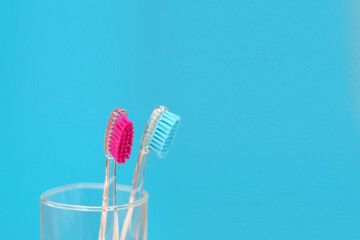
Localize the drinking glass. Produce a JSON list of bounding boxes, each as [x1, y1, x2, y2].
[[40, 183, 148, 240]]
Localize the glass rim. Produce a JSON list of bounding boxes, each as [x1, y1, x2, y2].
[[40, 183, 148, 212]]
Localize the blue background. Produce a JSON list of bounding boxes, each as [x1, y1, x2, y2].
[[1, 0, 360, 239]]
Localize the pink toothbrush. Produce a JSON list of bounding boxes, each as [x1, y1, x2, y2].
[[99, 108, 134, 240]]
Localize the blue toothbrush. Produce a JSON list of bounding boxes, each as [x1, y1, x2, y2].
[[120, 105, 180, 240]]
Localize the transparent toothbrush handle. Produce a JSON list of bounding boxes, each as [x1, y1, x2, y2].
[[120, 148, 149, 240], [113, 162, 119, 240], [142, 201, 147, 240], [99, 157, 117, 240], [133, 156, 148, 240], [99, 157, 110, 240], [138, 154, 148, 198], [133, 200, 147, 240]]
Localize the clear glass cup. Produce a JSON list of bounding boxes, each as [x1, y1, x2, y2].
[[40, 183, 148, 240]]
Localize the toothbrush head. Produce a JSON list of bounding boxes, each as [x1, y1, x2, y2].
[[140, 106, 181, 158], [104, 108, 134, 164]]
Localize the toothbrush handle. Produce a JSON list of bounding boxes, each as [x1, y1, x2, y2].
[[120, 148, 149, 240], [142, 201, 148, 240], [113, 162, 119, 240], [138, 155, 148, 198], [133, 156, 148, 240], [99, 157, 110, 240]]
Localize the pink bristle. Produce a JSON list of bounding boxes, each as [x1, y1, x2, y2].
[[112, 124, 122, 136], [109, 148, 118, 159], [118, 114, 129, 123], [114, 118, 125, 131], [110, 133, 120, 144]]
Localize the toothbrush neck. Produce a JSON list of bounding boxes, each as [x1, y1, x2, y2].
[[130, 147, 149, 199]]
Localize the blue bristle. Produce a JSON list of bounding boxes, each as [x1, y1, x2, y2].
[[148, 110, 180, 158]]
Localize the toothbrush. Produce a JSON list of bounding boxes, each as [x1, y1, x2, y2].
[[120, 105, 180, 240], [99, 108, 134, 240]]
